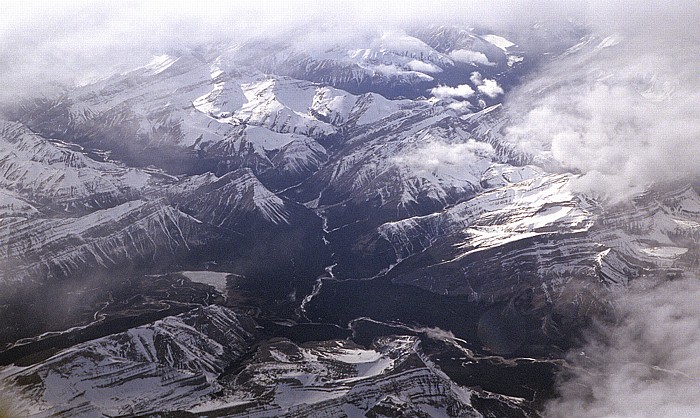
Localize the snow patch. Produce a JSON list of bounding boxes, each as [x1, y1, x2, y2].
[[143, 54, 180, 75], [482, 34, 516, 51], [640, 246, 688, 259], [180, 271, 230, 295], [507, 55, 524, 67]]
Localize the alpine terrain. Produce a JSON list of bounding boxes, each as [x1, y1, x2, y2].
[[1, 4, 699, 417]]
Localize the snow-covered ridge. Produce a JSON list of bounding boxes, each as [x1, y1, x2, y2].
[[379, 171, 594, 262], [174, 168, 291, 226], [379, 176, 700, 305], [0, 189, 38, 219], [0, 306, 254, 417], [193, 75, 411, 136], [306, 104, 517, 226], [0, 120, 150, 211], [0, 117, 330, 283], [11, 23, 538, 191], [190, 336, 482, 417], [0, 200, 214, 282]]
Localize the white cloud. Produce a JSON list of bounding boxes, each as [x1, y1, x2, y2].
[[505, 58, 700, 201], [416, 141, 493, 168], [470, 71, 504, 98], [372, 64, 434, 81], [502, 0, 700, 201], [470, 71, 484, 85], [430, 84, 475, 100], [407, 60, 442, 74], [449, 49, 495, 66], [394, 138, 495, 180], [546, 277, 700, 417], [477, 79, 504, 98]]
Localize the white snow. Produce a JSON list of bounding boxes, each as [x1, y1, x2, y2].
[[0, 306, 250, 416], [180, 271, 230, 295], [0, 190, 38, 218], [381, 173, 596, 264], [246, 125, 297, 150], [235, 78, 337, 137], [481, 164, 543, 188], [597, 34, 622, 49], [142, 54, 180, 75], [640, 246, 688, 258], [507, 55, 524, 67], [274, 383, 348, 408], [482, 34, 516, 51], [354, 93, 405, 126], [0, 124, 154, 212]]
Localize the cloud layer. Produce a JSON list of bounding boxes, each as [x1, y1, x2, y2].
[[545, 277, 700, 417], [503, 1, 700, 200], [0, 0, 587, 102]]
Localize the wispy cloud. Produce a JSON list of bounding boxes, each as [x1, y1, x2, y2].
[[546, 277, 700, 417], [504, 1, 700, 201], [407, 60, 442, 74], [395, 140, 494, 173]]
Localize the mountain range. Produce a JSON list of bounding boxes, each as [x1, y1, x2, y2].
[[1, 22, 698, 417]]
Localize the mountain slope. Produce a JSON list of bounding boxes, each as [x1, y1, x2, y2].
[[0, 305, 255, 417]]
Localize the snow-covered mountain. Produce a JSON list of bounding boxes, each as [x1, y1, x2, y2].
[[192, 335, 485, 417], [0, 120, 150, 213], [0, 21, 697, 417], [375, 174, 700, 349], [1, 305, 255, 416], [2, 306, 537, 417]]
